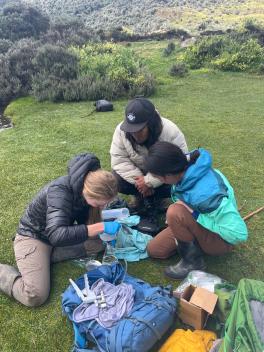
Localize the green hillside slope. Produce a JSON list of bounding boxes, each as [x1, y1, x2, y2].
[[21, 0, 264, 34]]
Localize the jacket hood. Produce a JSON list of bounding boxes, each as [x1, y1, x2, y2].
[[172, 149, 228, 213], [178, 148, 212, 191], [67, 153, 101, 197]]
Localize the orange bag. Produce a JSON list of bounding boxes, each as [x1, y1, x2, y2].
[[159, 329, 217, 352]]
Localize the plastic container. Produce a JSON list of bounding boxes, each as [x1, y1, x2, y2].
[[101, 208, 129, 220], [99, 232, 117, 242], [102, 243, 118, 265], [85, 259, 102, 271]]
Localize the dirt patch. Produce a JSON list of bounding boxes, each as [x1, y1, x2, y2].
[[0, 115, 13, 131]]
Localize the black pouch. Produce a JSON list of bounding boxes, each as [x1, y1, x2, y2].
[[95, 99, 113, 112]]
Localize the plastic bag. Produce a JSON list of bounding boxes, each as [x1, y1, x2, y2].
[[72, 254, 102, 271], [174, 270, 224, 298]]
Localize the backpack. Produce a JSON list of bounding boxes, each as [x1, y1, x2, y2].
[[62, 263, 177, 352], [94, 100, 113, 112], [218, 278, 264, 352]]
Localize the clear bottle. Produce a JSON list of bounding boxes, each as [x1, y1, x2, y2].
[[101, 208, 129, 220], [102, 242, 118, 265]]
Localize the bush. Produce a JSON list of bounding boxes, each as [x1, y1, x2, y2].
[[63, 76, 120, 102], [0, 4, 49, 41], [32, 44, 79, 102], [163, 41, 176, 56], [33, 44, 79, 80], [169, 62, 188, 77], [32, 74, 65, 102], [183, 36, 226, 69], [0, 39, 12, 54], [7, 39, 38, 93], [72, 42, 155, 100], [0, 55, 21, 111], [212, 39, 264, 72]]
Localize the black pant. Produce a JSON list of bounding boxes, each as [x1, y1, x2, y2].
[[112, 170, 171, 199]]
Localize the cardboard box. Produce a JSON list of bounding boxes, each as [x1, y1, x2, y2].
[[178, 285, 218, 329]]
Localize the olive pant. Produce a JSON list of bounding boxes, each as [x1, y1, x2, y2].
[[12, 234, 104, 307], [147, 203, 233, 259]]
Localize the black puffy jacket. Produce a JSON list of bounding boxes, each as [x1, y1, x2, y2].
[[17, 153, 100, 247]]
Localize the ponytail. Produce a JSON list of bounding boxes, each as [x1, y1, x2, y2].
[[144, 141, 200, 176]]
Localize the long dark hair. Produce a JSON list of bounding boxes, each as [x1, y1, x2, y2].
[[125, 110, 162, 151], [144, 141, 200, 176]]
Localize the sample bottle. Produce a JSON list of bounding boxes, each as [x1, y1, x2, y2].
[[101, 208, 129, 220], [102, 243, 118, 265]]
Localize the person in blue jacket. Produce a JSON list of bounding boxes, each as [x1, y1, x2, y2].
[[144, 141, 248, 279]]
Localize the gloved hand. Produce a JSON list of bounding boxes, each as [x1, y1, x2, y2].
[[103, 221, 121, 236]]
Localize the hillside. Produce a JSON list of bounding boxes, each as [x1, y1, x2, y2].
[[21, 0, 264, 34]]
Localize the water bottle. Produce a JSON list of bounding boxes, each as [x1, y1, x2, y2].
[[101, 208, 129, 220], [102, 243, 118, 265]]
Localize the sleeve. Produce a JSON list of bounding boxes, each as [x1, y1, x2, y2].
[[45, 184, 88, 247], [165, 120, 188, 153], [144, 172, 163, 188], [110, 125, 143, 184]]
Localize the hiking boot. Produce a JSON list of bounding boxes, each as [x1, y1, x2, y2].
[[164, 240, 206, 280], [157, 198, 172, 212], [51, 239, 105, 263], [128, 195, 143, 214], [136, 216, 161, 236], [0, 263, 21, 297], [51, 243, 87, 263]]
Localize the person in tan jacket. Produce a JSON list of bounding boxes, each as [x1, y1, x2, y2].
[[110, 97, 188, 211]]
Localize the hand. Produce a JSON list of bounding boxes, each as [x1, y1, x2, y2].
[[135, 176, 154, 197], [103, 221, 121, 235], [134, 176, 145, 192]]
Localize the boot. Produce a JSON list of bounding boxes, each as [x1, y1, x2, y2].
[[164, 240, 206, 280], [51, 239, 105, 264], [51, 243, 87, 263], [0, 264, 20, 297], [128, 195, 143, 214]]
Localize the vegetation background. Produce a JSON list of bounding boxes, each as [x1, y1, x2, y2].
[[22, 0, 264, 34], [0, 1, 263, 351]]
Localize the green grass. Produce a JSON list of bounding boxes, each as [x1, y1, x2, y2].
[[0, 40, 264, 351]]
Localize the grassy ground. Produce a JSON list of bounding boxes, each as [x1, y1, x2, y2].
[[0, 40, 263, 351]]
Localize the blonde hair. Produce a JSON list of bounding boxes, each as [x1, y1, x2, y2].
[[83, 169, 118, 224]]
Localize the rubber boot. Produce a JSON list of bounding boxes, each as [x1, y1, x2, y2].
[[0, 264, 20, 297], [164, 240, 206, 280], [51, 242, 87, 263]]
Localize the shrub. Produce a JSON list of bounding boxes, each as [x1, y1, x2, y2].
[[0, 3, 49, 41], [32, 44, 79, 102], [72, 42, 155, 99], [0, 39, 12, 54], [183, 36, 226, 68], [63, 76, 120, 102], [0, 56, 21, 111], [163, 41, 176, 56], [169, 62, 188, 77], [7, 39, 38, 93], [212, 39, 264, 72], [32, 74, 65, 102], [33, 44, 79, 80]]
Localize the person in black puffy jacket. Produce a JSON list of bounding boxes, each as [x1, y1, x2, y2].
[[0, 153, 119, 307]]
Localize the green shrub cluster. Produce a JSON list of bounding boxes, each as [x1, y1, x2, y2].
[[169, 62, 188, 77], [32, 43, 155, 102], [183, 34, 264, 73], [163, 42, 176, 57], [71, 43, 155, 100]]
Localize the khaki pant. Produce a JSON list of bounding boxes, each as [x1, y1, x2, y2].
[[12, 234, 104, 307], [147, 203, 233, 259]]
